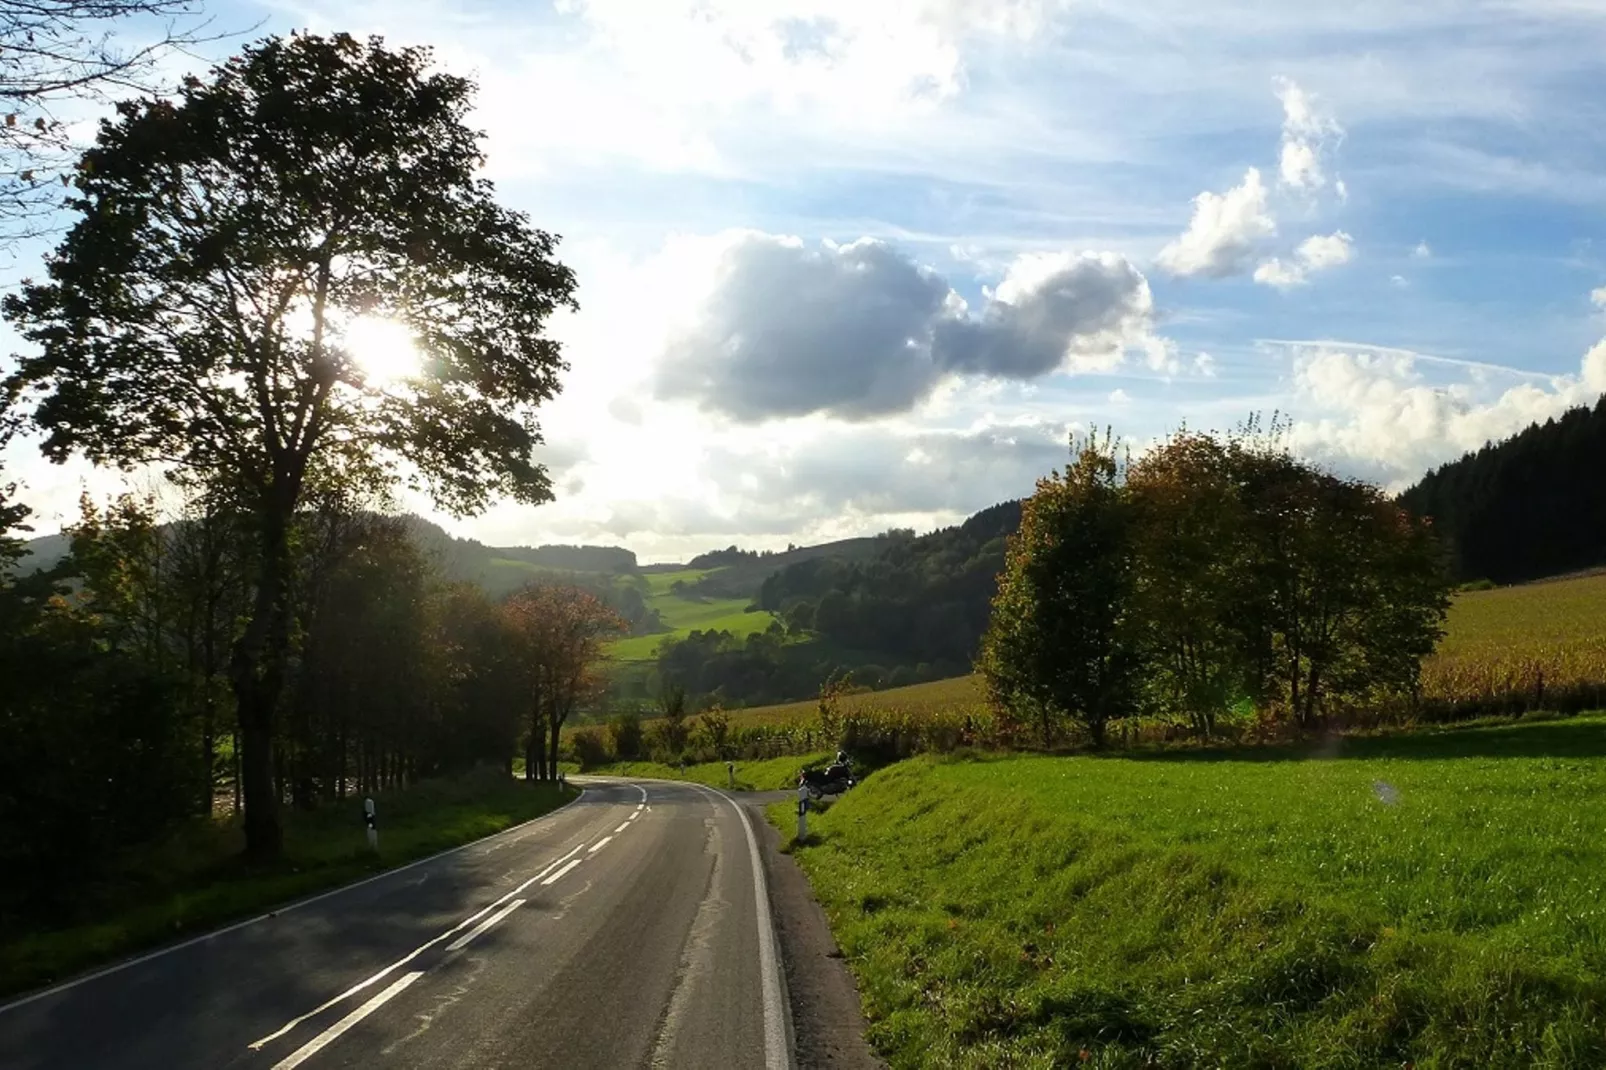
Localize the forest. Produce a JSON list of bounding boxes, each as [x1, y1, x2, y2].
[[1399, 395, 1606, 584], [0, 487, 623, 932]]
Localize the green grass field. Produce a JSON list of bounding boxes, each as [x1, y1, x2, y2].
[[0, 772, 574, 999], [583, 752, 834, 791], [777, 714, 1606, 1068], [607, 567, 780, 662]]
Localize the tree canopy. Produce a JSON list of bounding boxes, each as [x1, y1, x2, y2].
[[981, 428, 1452, 744], [3, 31, 578, 858]]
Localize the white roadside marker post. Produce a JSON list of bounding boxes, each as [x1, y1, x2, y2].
[[364, 797, 378, 852], [796, 783, 809, 842]]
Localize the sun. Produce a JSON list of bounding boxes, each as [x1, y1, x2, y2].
[[342, 316, 420, 385]]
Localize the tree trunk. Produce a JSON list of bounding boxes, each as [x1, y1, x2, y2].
[[231, 499, 293, 861]]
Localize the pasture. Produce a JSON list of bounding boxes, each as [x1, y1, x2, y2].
[[607, 567, 780, 662]]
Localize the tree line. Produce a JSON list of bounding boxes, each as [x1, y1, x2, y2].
[[1398, 396, 1606, 585], [982, 428, 1453, 745], [1, 31, 589, 865], [0, 480, 622, 926]]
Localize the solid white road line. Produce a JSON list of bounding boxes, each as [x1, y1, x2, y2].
[[270, 971, 425, 1070], [541, 858, 584, 886], [444, 899, 526, 953], [588, 836, 612, 853], [691, 783, 794, 1070], [0, 787, 590, 1017], [249, 841, 588, 1050]]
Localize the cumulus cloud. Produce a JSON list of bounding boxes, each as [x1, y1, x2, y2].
[[655, 235, 1170, 422], [1413, 241, 1433, 259], [1278, 341, 1606, 487], [1155, 167, 1275, 278], [1254, 230, 1354, 289], [1591, 286, 1606, 309], [1275, 77, 1342, 191]]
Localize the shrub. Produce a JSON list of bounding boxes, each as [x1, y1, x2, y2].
[[569, 727, 613, 770]]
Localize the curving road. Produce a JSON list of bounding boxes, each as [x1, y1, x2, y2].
[[0, 778, 794, 1070]]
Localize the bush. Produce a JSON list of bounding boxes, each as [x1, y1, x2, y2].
[[609, 711, 644, 761], [569, 727, 613, 771]]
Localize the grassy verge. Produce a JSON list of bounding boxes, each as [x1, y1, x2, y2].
[[775, 714, 1606, 1068], [584, 752, 834, 791], [0, 769, 575, 1000]]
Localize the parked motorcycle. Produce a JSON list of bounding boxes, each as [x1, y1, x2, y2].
[[799, 753, 855, 800]]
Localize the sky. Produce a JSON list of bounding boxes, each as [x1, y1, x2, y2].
[[6, 0, 1606, 562]]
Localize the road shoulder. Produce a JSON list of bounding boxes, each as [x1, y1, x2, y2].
[[744, 799, 885, 1070]]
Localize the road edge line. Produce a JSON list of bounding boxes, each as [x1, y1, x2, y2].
[[0, 782, 589, 1016], [695, 782, 797, 1070]]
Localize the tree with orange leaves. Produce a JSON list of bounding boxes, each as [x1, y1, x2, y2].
[[502, 583, 626, 781]]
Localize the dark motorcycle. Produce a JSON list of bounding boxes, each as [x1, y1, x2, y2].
[[799, 757, 855, 800]]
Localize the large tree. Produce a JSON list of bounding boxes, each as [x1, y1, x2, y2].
[[978, 433, 1138, 747], [3, 32, 578, 858]]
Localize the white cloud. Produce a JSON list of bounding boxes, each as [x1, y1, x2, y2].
[[1275, 76, 1342, 191], [655, 236, 1174, 421], [1254, 230, 1354, 289], [553, 0, 1061, 119], [1253, 257, 1306, 289], [1109, 388, 1131, 404], [1413, 241, 1433, 258], [1391, 274, 1408, 288], [1280, 340, 1606, 488], [1591, 286, 1606, 309], [1156, 167, 1275, 278]]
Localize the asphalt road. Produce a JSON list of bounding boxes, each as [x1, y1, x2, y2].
[[0, 778, 795, 1070]]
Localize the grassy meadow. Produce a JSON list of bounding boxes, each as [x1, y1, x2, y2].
[[581, 752, 834, 792], [778, 714, 1606, 1068], [607, 567, 781, 662]]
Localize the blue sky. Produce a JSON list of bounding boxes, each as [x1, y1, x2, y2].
[[7, 0, 1606, 560]]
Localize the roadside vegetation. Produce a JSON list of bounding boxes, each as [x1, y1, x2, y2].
[[778, 715, 1606, 1068], [0, 772, 574, 1000], [0, 32, 617, 995], [584, 753, 833, 792]]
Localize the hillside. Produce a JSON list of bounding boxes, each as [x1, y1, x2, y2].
[[1399, 394, 1606, 584], [782, 717, 1606, 1067]]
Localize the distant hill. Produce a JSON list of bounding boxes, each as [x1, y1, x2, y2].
[[1399, 395, 1606, 584]]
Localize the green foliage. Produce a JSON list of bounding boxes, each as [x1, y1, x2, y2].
[[782, 717, 1606, 1067], [588, 753, 835, 792], [3, 31, 577, 858], [982, 427, 1453, 742], [980, 432, 1138, 747], [569, 726, 612, 771], [609, 710, 645, 761], [1400, 395, 1606, 584]]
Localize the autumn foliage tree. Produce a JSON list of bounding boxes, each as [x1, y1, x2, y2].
[[981, 427, 1452, 743], [503, 583, 626, 782], [3, 33, 577, 858]]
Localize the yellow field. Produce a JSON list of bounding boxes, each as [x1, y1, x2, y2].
[[710, 572, 1606, 730], [1422, 572, 1606, 714]]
